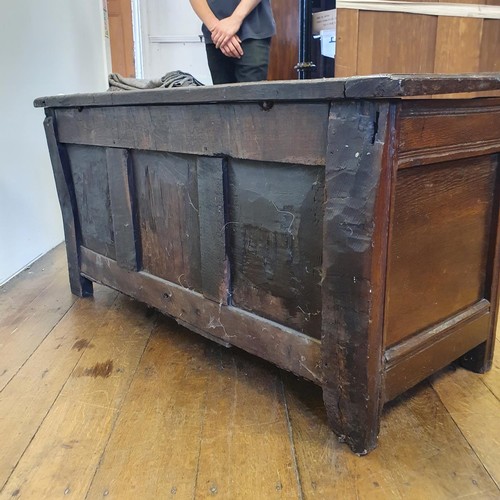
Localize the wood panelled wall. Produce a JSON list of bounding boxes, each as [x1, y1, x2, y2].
[[336, 6, 500, 79], [268, 0, 336, 81], [268, 0, 300, 80], [107, 0, 135, 77]]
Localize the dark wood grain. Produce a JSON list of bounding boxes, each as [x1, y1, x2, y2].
[[321, 101, 393, 454], [197, 157, 229, 304], [345, 74, 500, 98], [53, 103, 329, 166], [227, 159, 324, 339], [132, 150, 202, 292], [106, 148, 139, 271], [80, 247, 322, 384], [385, 300, 490, 368], [461, 155, 500, 373], [35, 79, 345, 108], [384, 156, 497, 347], [66, 145, 116, 259], [385, 312, 490, 401], [34, 73, 500, 109], [43, 115, 93, 297], [398, 101, 500, 168]]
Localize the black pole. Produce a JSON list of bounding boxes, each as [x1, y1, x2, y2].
[[295, 0, 315, 79]]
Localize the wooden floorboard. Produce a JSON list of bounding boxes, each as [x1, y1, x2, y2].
[[1, 294, 156, 498], [0, 245, 67, 321], [191, 348, 300, 499], [0, 244, 499, 499], [0, 286, 117, 491], [430, 349, 500, 490], [285, 375, 500, 499], [85, 321, 214, 499], [0, 246, 77, 391]]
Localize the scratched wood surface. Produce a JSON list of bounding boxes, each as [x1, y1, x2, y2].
[[1, 245, 500, 499]]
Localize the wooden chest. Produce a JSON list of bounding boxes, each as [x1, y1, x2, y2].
[[35, 74, 500, 454]]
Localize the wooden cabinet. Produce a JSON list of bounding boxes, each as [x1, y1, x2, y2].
[[107, 0, 135, 77]]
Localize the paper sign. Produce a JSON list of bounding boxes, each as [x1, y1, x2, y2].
[[312, 9, 337, 34]]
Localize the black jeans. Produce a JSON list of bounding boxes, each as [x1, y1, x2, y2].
[[205, 38, 272, 84]]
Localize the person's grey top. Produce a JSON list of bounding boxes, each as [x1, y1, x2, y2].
[[201, 0, 276, 44]]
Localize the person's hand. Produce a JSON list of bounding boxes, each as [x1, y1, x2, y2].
[[211, 16, 243, 49], [220, 35, 244, 58]]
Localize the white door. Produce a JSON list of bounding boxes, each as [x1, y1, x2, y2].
[[135, 0, 212, 84]]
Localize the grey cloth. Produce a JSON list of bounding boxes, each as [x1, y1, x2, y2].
[[108, 71, 204, 91], [202, 0, 275, 44]]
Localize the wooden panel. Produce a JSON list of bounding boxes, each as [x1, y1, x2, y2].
[[345, 75, 500, 98], [434, 17, 482, 74], [107, 0, 135, 78], [35, 75, 500, 108], [37, 80, 346, 108], [357, 12, 437, 75], [197, 157, 229, 303], [335, 8, 498, 88], [333, 9, 359, 77], [80, 248, 322, 383], [385, 156, 497, 347], [321, 101, 393, 454], [268, 0, 299, 80], [67, 144, 116, 259], [132, 150, 202, 291], [385, 312, 490, 401], [227, 159, 324, 339], [106, 148, 139, 271], [481, 20, 500, 71], [386, 300, 490, 367], [54, 103, 329, 166], [398, 100, 500, 167], [355, 11, 377, 75], [461, 153, 500, 373]]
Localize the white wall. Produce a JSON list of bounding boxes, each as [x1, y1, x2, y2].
[[138, 0, 212, 83], [0, 0, 110, 285]]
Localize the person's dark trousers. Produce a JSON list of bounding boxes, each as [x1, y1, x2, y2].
[[205, 37, 272, 84]]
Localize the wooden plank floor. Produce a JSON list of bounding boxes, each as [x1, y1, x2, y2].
[[1, 245, 499, 499]]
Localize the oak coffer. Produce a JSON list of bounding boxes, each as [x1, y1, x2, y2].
[[35, 73, 500, 454]]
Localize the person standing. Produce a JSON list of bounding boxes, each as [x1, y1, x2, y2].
[[189, 0, 276, 84]]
